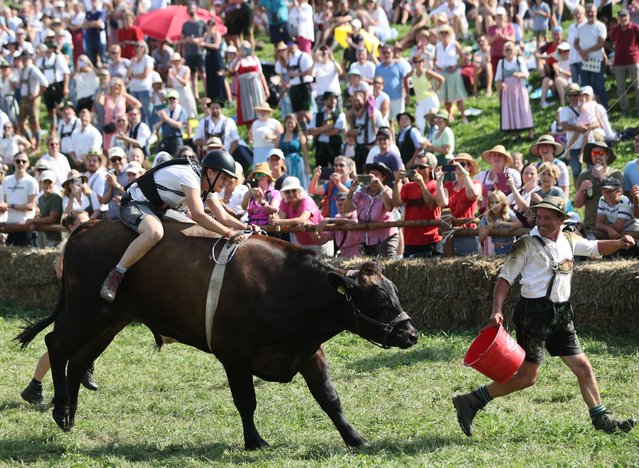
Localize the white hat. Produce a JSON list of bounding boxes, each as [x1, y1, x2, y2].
[[40, 170, 56, 183], [557, 41, 570, 51], [108, 147, 126, 160], [351, 19, 362, 29], [150, 71, 163, 85], [495, 6, 507, 15], [281, 176, 303, 192], [580, 85, 594, 96], [34, 159, 53, 171], [125, 161, 143, 174], [267, 148, 285, 160]]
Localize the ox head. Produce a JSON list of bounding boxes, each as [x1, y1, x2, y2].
[[328, 261, 418, 349]]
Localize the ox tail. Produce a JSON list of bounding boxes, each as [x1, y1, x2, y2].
[[14, 278, 65, 350]]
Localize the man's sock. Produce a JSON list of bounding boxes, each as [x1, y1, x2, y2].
[[471, 385, 493, 405], [589, 404, 607, 420]]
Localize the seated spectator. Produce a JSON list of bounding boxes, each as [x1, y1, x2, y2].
[[507, 162, 540, 224], [392, 152, 445, 257], [395, 1, 430, 49], [573, 140, 623, 239], [511, 151, 524, 172], [424, 111, 455, 167], [479, 189, 523, 255], [271, 176, 332, 256], [316, 192, 362, 258], [540, 41, 572, 108], [61, 170, 101, 219], [371, 75, 391, 122], [529, 134, 570, 196], [529, 162, 566, 225], [476, 144, 522, 212], [124, 161, 143, 184], [473, 35, 493, 97], [596, 177, 639, 240], [309, 155, 354, 218], [343, 162, 399, 256], [431, 0, 469, 38], [436, 153, 482, 255], [240, 162, 281, 227], [28, 170, 63, 248], [341, 19, 365, 72], [363, 0, 396, 42]]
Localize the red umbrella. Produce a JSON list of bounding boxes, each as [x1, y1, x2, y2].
[[134, 6, 227, 43]]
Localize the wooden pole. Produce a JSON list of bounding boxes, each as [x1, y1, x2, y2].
[[0, 223, 66, 234]]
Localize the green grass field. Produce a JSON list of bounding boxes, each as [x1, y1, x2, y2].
[[1, 304, 638, 466]]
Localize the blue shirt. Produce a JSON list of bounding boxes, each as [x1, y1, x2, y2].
[[258, 0, 289, 23], [323, 179, 352, 217], [623, 159, 639, 192], [85, 10, 104, 44], [374, 62, 405, 100]]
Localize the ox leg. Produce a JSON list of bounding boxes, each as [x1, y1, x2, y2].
[[300, 348, 369, 448], [224, 365, 269, 450], [45, 330, 72, 431]]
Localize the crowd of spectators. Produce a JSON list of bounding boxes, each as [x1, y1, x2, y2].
[[0, 0, 638, 259]]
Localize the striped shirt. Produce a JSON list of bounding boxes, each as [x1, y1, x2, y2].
[[597, 195, 637, 230]]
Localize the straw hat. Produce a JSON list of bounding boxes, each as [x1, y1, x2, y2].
[[453, 153, 478, 176], [83, 148, 107, 167], [275, 41, 288, 52], [529, 134, 564, 158], [170, 52, 182, 62], [437, 24, 452, 35], [434, 110, 450, 121], [62, 169, 88, 189], [248, 162, 274, 181], [206, 136, 224, 150], [254, 102, 274, 113], [480, 144, 513, 166]]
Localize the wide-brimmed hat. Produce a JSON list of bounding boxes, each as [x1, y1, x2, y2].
[[170, 52, 182, 62], [565, 82, 580, 97], [583, 140, 615, 165], [281, 176, 303, 192], [39, 170, 56, 183], [480, 144, 513, 166], [437, 24, 452, 34], [434, 110, 449, 121], [531, 195, 570, 220], [62, 169, 88, 189], [225, 45, 238, 54], [452, 153, 478, 176], [83, 148, 107, 166], [248, 162, 274, 181], [206, 136, 224, 149], [529, 134, 564, 157], [254, 102, 273, 113], [363, 161, 393, 180], [396, 112, 415, 123], [34, 160, 54, 171]]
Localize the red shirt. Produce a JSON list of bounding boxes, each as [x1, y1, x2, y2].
[[118, 26, 144, 59], [444, 180, 480, 228], [611, 23, 639, 65], [538, 41, 558, 68], [488, 24, 516, 58], [400, 180, 441, 246]]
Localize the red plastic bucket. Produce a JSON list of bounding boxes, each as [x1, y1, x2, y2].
[[464, 325, 525, 383]]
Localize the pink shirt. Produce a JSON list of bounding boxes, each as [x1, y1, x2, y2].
[[279, 195, 323, 245], [352, 187, 398, 245], [323, 211, 363, 258]]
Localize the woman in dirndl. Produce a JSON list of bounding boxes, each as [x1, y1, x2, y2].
[[232, 41, 269, 126], [434, 25, 468, 123], [495, 42, 534, 141], [277, 113, 310, 189]]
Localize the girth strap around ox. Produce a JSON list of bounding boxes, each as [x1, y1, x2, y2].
[[204, 242, 234, 351]]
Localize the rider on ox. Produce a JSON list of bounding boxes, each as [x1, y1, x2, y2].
[[100, 149, 249, 302], [453, 196, 637, 436]]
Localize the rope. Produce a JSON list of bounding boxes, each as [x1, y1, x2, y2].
[[211, 230, 256, 265]]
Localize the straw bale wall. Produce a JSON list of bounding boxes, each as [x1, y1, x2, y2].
[[1, 247, 638, 333]]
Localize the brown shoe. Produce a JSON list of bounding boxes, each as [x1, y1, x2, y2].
[[100, 268, 124, 303]]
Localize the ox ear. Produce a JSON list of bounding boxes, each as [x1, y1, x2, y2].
[[327, 271, 355, 295]]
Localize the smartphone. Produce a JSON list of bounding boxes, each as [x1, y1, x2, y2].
[[249, 179, 259, 188], [319, 167, 333, 180], [442, 165, 456, 173], [358, 174, 373, 185], [405, 169, 416, 178]]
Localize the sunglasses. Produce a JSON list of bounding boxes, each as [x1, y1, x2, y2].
[[14, 159, 28, 164], [168, 97, 177, 100], [413, 60, 423, 63], [377, 137, 389, 141], [111, 156, 123, 162], [456, 161, 468, 167], [254, 172, 268, 177], [591, 149, 607, 157], [374, 81, 384, 84], [414, 164, 428, 170]]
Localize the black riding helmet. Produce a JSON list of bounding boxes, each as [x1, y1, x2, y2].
[[201, 149, 238, 179]]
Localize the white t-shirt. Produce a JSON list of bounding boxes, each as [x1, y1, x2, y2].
[[3, 173, 38, 223], [37, 153, 71, 191], [128, 55, 154, 92], [349, 61, 376, 82], [559, 105, 583, 149], [251, 118, 279, 148], [374, 92, 390, 120], [294, 2, 315, 41], [86, 169, 108, 211], [576, 21, 606, 61], [315, 61, 341, 96], [128, 164, 201, 211], [62, 192, 100, 214], [70, 125, 103, 159], [567, 21, 584, 65]]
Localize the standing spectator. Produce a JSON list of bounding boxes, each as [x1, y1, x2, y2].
[[232, 41, 269, 126], [224, 0, 255, 49], [38, 38, 70, 131], [436, 153, 482, 255], [127, 42, 154, 126], [290, 0, 315, 54], [405, 55, 444, 134], [314, 47, 343, 111], [16, 50, 48, 150], [73, 56, 99, 111], [151, 40, 174, 83], [267, 148, 288, 190], [117, 10, 143, 60], [488, 7, 517, 77], [346, 90, 386, 172], [434, 25, 468, 123], [157, 89, 186, 156], [349, 47, 376, 85], [573, 140, 623, 238], [371, 75, 391, 122], [508, 162, 541, 218], [307, 91, 345, 168], [344, 162, 399, 256], [69, 108, 103, 169], [201, 19, 226, 102], [2, 152, 38, 246], [287, 40, 314, 129], [279, 114, 311, 189], [611, 9, 639, 116], [28, 170, 63, 247], [249, 102, 283, 165], [107, 44, 131, 81], [559, 83, 586, 181], [274, 42, 293, 117], [315, 192, 363, 258], [258, 0, 292, 45], [117, 106, 152, 157], [567, 5, 586, 83], [98, 77, 141, 150], [424, 111, 455, 168], [68, 2, 86, 65], [83, 148, 108, 215], [396, 112, 425, 167], [180, 2, 205, 100], [100, 147, 128, 220], [574, 4, 608, 107], [530, 0, 552, 47], [393, 152, 445, 258], [168, 53, 197, 122], [529, 134, 570, 196], [495, 42, 534, 141], [193, 100, 240, 157], [622, 130, 639, 195], [473, 35, 493, 97], [84, 0, 106, 66], [375, 43, 407, 121], [37, 134, 71, 191], [0, 59, 19, 129], [369, 127, 404, 175]]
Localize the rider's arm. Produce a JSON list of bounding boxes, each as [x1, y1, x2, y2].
[[184, 186, 241, 238]]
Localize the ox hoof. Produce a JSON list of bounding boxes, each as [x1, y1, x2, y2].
[[244, 438, 270, 450], [52, 407, 73, 432], [346, 435, 370, 449]]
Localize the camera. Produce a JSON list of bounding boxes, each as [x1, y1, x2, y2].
[[249, 179, 259, 188], [405, 169, 416, 178], [319, 167, 333, 180], [442, 165, 456, 173], [357, 174, 373, 185]]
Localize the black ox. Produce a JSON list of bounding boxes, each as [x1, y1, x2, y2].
[[16, 220, 418, 449]]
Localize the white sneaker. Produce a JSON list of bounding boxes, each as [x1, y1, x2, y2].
[[541, 101, 550, 109]]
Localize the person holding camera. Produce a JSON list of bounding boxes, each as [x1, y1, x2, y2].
[[343, 162, 399, 257], [346, 90, 387, 173], [309, 155, 354, 218], [241, 162, 282, 227], [61, 169, 101, 220]]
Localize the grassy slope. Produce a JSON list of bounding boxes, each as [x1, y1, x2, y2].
[[1, 305, 638, 466]]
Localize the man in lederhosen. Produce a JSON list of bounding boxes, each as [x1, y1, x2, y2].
[[38, 36, 70, 131], [307, 91, 346, 168], [16, 50, 49, 149], [287, 40, 313, 130]]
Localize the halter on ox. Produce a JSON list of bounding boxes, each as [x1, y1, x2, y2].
[[15, 223, 418, 450]]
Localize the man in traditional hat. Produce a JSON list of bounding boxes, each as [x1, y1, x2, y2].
[[57, 99, 78, 156], [287, 39, 314, 129], [307, 91, 346, 168], [193, 98, 240, 157], [16, 50, 49, 149], [453, 196, 637, 437], [573, 140, 623, 239]]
